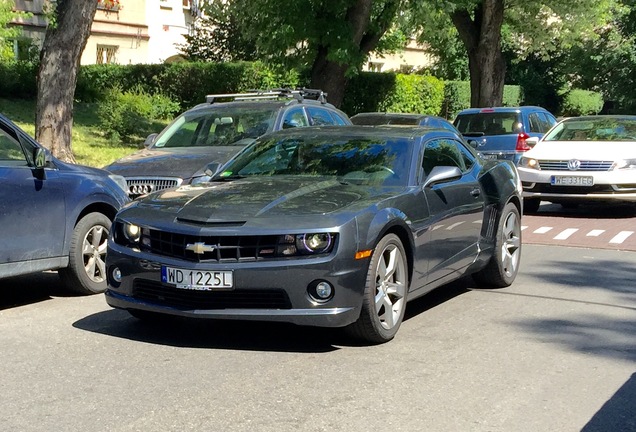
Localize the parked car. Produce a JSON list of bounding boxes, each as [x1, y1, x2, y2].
[[453, 106, 557, 164], [105, 125, 523, 344], [104, 88, 351, 198], [518, 115, 636, 213], [351, 112, 460, 132], [0, 113, 130, 294]]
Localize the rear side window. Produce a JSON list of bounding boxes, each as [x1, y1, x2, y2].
[[528, 113, 544, 133], [307, 107, 337, 126], [282, 108, 310, 129], [454, 112, 521, 136], [0, 127, 28, 166]]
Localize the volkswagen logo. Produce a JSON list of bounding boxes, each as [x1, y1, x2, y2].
[[567, 159, 581, 171]]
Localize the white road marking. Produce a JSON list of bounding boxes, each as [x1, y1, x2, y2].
[[533, 227, 553, 234], [554, 228, 579, 240], [473, 220, 481, 224], [609, 231, 634, 244], [432, 225, 444, 231], [587, 230, 605, 237], [446, 222, 465, 230], [521, 226, 528, 231]]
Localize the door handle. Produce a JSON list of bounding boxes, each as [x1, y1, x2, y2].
[[470, 188, 481, 197]]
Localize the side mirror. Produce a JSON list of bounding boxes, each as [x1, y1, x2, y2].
[[33, 147, 47, 180], [144, 133, 158, 148], [204, 162, 221, 176], [525, 137, 540, 148], [423, 166, 462, 188]]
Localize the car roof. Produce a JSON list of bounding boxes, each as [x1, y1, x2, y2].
[[261, 124, 461, 140], [188, 98, 339, 113], [351, 112, 435, 119], [456, 106, 548, 115]]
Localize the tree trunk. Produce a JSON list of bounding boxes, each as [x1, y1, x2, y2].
[[309, 0, 400, 108], [451, 0, 506, 107], [36, 0, 98, 163]]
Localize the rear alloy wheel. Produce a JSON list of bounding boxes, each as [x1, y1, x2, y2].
[[346, 234, 408, 344], [59, 212, 110, 295], [473, 203, 521, 288], [523, 198, 540, 214]]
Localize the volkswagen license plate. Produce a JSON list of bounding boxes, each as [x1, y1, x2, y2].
[[551, 176, 594, 186], [161, 266, 233, 290]]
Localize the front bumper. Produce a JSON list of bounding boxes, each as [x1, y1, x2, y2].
[[105, 242, 369, 328], [519, 168, 636, 202]]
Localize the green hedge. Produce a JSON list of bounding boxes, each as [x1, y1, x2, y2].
[[76, 61, 302, 109], [0, 61, 38, 98], [560, 89, 603, 116], [342, 72, 445, 116]]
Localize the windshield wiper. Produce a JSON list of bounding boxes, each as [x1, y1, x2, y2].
[[210, 175, 247, 181]]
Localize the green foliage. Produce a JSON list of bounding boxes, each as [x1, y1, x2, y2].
[[97, 86, 180, 143], [0, 60, 38, 98], [0, 0, 29, 62], [76, 62, 302, 109], [342, 72, 444, 116], [378, 74, 444, 114], [560, 89, 604, 116]]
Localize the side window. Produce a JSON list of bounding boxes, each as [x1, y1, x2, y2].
[[329, 111, 349, 126], [282, 108, 309, 129], [307, 107, 336, 126], [528, 113, 543, 133], [0, 128, 28, 166], [421, 139, 466, 178], [541, 112, 557, 132]]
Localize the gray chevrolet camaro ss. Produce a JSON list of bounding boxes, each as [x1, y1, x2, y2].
[[105, 125, 523, 343]]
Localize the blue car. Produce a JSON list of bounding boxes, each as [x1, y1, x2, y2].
[[0, 114, 130, 294], [453, 106, 557, 164]]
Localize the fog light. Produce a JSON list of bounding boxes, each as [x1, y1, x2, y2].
[[112, 267, 122, 283], [308, 280, 334, 303]]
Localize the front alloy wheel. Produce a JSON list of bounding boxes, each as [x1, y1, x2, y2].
[[346, 234, 408, 344]]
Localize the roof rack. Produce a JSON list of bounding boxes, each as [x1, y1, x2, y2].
[[205, 88, 328, 104]]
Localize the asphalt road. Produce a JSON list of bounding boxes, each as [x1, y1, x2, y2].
[[1, 244, 635, 432]]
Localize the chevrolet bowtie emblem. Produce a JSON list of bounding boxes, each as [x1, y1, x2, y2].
[[185, 242, 216, 254]]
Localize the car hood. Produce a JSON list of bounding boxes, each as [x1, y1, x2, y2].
[[127, 177, 395, 224], [527, 141, 635, 160], [103, 145, 248, 179]]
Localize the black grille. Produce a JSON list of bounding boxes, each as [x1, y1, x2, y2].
[[538, 160, 613, 171], [133, 280, 292, 310], [526, 184, 616, 194], [143, 231, 286, 262]]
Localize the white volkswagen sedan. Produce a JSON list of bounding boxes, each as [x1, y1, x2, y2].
[[518, 115, 636, 213]]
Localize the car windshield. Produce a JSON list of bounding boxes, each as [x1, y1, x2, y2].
[[454, 112, 522, 136], [543, 117, 636, 141], [216, 134, 412, 187], [152, 106, 277, 148]]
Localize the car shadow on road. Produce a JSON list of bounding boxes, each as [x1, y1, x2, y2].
[[532, 202, 636, 219], [72, 279, 472, 353], [0, 271, 75, 311], [581, 372, 636, 432]]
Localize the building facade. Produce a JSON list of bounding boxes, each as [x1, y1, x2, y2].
[[11, 0, 198, 65]]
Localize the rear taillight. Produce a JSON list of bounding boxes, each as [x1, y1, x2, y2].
[[516, 133, 531, 151]]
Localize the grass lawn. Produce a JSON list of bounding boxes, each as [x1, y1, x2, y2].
[[0, 98, 168, 168]]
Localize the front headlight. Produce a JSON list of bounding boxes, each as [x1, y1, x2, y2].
[[124, 222, 141, 243], [519, 157, 540, 170], [274, 233, 336, 257], [613, 159, 636, 170], [109, 174, 129, 193]]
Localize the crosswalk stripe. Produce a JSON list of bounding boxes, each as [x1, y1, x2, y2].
[[554, 228, 579, 240], [609, 231, 634, 244], [533, 227, 553, 234], [446, 222, 465, 230], [587, 230, 605, 237]]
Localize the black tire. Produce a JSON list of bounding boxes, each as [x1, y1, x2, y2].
[[345, 234, 409, 344], [59, 212, 111, 295], [523, 198, 540, 214], [473, 202, 522, 288]]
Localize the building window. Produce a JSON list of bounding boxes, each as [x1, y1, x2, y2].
[[97, 45, 119, 64], [368, 62, 383, 72], [399, 64, 414, 74]]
